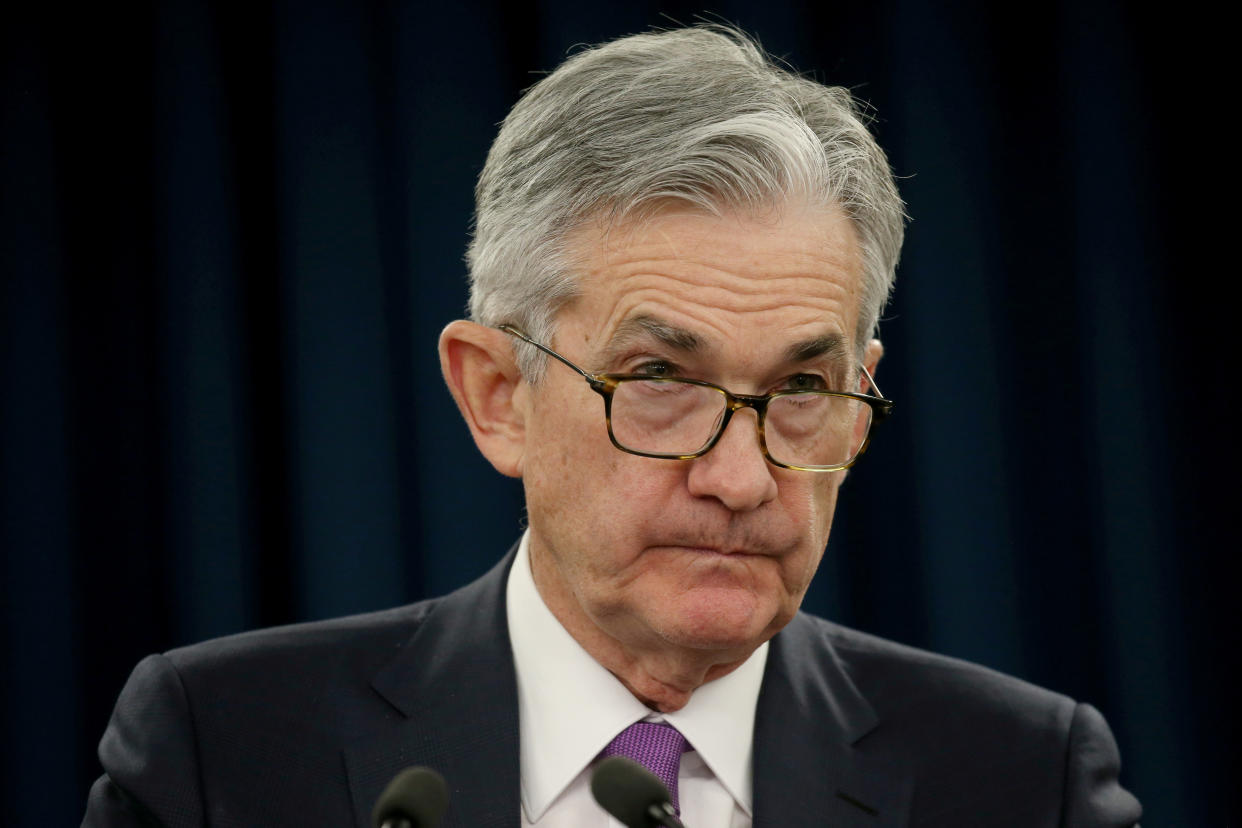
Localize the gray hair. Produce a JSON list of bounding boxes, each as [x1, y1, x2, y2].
[[467, 24, 905, 378]]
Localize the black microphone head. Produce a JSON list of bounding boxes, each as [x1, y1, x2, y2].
[[371, 766, 449, 828], [591, 755, 674, 828]]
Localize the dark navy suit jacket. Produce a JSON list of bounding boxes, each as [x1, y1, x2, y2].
[[83, 551, 1141, 827]]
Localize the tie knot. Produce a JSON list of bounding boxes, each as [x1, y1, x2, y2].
[[599, 721, 690, 813]]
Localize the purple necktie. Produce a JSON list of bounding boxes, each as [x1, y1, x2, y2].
[[599, 721, 690, 814]]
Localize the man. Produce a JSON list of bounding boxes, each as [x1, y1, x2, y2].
[[84, 26, 1141, 827]]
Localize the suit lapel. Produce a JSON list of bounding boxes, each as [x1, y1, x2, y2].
[[345, 551, 521, 828], [753, 614, 912, 827]]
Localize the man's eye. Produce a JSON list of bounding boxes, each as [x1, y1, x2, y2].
[[783, 373, 828, 391], [632, 360, 676, 377]]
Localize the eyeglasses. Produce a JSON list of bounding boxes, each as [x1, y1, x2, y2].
[[499, 324, 893, 472]]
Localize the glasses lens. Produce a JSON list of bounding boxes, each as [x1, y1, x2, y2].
[[609, 379, 726, 456], [765, 392, 873, 469]]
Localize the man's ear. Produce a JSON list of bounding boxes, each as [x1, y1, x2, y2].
[[862, 338, 884, 393], [439, 320, 527, 478]]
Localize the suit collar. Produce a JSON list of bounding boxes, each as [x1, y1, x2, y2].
[[345, 549, 521, 828], [753, 612, 912, 827]]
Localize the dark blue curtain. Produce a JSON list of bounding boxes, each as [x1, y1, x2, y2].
[[2, 2, 1231, 824]]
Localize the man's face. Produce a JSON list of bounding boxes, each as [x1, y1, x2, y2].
[[519, 205, 875, 663]]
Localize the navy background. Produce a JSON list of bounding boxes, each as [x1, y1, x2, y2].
[[1, 1, 1233, 824]]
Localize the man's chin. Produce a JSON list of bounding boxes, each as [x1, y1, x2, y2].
[[655, 590, 787, 653]]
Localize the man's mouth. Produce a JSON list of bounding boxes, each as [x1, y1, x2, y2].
[[651, 542, 774, 558]]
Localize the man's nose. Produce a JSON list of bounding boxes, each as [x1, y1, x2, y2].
[[685, 408, 778, 511]]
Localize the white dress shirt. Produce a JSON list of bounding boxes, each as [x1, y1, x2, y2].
[[506, 531, 767, 827]]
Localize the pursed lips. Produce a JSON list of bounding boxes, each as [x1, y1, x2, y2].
[[649, 542, 781, 558]]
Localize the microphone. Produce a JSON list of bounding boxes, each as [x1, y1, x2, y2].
[[371, 766, 449, 828], [590, 756, 686, 828]]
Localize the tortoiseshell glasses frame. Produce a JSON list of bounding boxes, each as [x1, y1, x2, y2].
[[499, 324, 894, 472]]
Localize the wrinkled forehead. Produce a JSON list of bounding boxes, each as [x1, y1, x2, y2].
[[555, 203, 866, 364], [570, 195, 840, 262]]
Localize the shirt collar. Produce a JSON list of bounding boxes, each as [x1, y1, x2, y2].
[[506, 531, 767, 821]]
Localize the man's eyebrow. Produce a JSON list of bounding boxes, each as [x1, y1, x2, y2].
[[602, 315, 703, 358], [599, 316, 847, 367], [785, 333, 850, 364]]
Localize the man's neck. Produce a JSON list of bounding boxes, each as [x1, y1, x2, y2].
[[605, 648, 753, 713]]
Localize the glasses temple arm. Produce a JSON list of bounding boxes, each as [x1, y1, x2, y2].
[[497, 324, 594, 380], [860, 363, 888, 400]]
